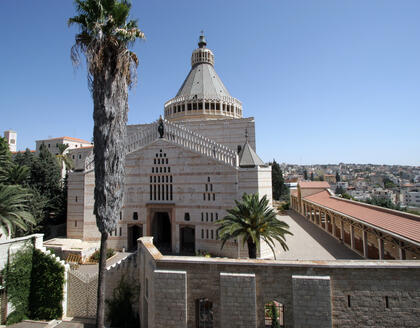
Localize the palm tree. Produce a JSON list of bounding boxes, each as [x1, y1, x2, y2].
[[68, 1, 144, 326], [56, 144, 74, 171], [217, 193, 293, 259], [0, 184, 36, 238], [6, 164, 30, 185]]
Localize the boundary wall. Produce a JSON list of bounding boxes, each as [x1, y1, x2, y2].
[[139, 237, 420, 328]]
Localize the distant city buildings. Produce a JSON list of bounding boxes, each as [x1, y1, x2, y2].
[[283, 163, 420, 211]]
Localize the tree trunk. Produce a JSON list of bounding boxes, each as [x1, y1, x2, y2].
[[92, 54, 128, 328], [96, 232, 108, 328], [247, 238, 257, 259]]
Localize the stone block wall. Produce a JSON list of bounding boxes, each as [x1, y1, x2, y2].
[[153, 270, 187, 328], [220, 273, 256, 328], [139, 237, 420, 328], [292, 275, 331, 328]]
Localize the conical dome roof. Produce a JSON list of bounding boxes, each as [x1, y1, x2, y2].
[[164, 34, 243, 121], [176, 63, 231, 99]]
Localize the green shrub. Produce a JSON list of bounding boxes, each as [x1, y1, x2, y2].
[[106, 275, 139, 327], [3, 246, 64, 324], [3, 245, 33, 324], [29, 249, 64, 320], [90, 248, 115, 262], [6, 311, 28, 325]]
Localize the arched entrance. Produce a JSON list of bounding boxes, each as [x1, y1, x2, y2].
[[151, 212, 171, 253], [180, 226, 195, 255]]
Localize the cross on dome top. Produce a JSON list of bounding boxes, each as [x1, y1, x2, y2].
[[198, 31, 207, 48]]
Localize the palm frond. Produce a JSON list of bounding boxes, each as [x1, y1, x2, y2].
[[217, 193, 293, 258]]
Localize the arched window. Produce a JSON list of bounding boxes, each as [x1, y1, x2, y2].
[[196, 298, 213, 327], [133, 212, 138, 220], [184, 213, 190, 221]]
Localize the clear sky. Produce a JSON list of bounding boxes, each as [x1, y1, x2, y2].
[[1, 1, 419, 165]]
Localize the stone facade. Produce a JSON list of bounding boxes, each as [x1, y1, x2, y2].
[[66, 37, 272, 258]]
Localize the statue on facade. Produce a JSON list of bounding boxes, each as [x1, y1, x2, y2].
[[158, 116, 164, 138]]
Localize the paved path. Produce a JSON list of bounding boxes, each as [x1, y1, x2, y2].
[[269, 211, 361, 260]]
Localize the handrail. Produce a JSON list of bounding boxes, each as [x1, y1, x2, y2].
[[126, 119, 238, 167], [84, 119, 239, 170]]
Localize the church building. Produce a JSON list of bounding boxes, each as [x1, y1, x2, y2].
[[66, 35, 272, 258]]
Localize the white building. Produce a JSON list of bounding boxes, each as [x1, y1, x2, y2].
[[35, 136, 92, 155], [371, 188, 397, 204], [3, 130, 17, 152], [66, 35, 273, 258], [36, 136, 92, 178], [401, 189, 420, 207]]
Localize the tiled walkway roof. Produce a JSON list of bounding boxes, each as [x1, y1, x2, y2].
[[299, 181, 330, 188], [304, 190, 420, 244]]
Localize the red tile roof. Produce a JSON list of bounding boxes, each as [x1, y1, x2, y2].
[[12, 150, 35, 154], [304, 190, 420, 244], [299, 181, 330, 189], [38, 136, 91, 144]]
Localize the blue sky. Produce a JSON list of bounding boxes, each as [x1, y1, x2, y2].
[[1, 1, 419, 165]]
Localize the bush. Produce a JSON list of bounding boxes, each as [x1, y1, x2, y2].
[[106, 275, 139, 327], [3, 246, 65, 324], [29, 249, 64, 320], [90, 248, 115, 262], [277, 201, 290, 213], [6, 311, 28, 325], [3, 245, 33, 324]]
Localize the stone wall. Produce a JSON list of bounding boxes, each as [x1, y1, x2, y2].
[[177, 117, 256, 153], [139, 237, 420, 328], [220, 273, 256, 328], [67, 270, 98, 318], [292, 275, 331, 328], [66, 252, 139, 321]]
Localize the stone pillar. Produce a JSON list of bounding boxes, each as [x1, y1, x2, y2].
[[292, 275, 332, 328], [332, 215, 336, 237], [340, 219, 344, 242], [378, 237, 384, 260], [153, 270, 187, 328], [323, 212, 328, 231], [350, 225, 355, 250], [399, 242, 406, 260], [220, 273, 257, 328], [362, 229, 368, 258]]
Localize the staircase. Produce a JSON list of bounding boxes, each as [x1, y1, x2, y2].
[[85, 119, 239, 170], [126, 119, 239, 167]]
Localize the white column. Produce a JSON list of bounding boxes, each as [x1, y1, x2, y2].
[[350, 225, 355, 250], [378, 237, 384, 260], [362, 229, 368, 258]]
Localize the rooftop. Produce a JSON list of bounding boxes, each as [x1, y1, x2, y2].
[[305, 190, 420, 245], [36, 136, 91, 144], [299, 181, 331, 189]]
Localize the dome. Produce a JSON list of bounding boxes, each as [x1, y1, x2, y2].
[[164, 34, 243, 121]]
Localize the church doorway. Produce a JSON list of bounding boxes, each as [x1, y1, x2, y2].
[[151, 212, 172, 253], [180, 226, 195, 255], [127, 224, 143, 251]]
